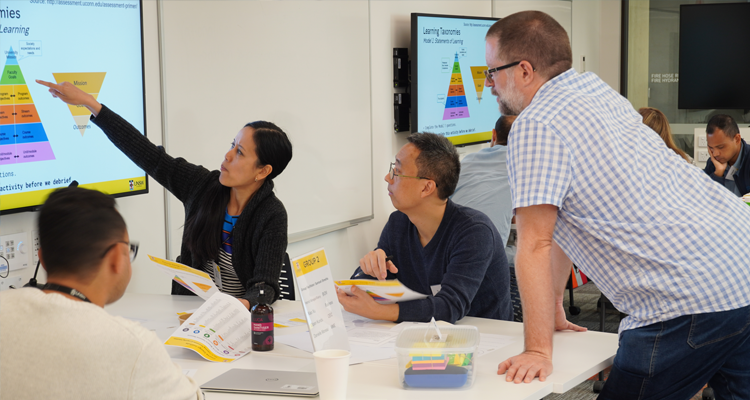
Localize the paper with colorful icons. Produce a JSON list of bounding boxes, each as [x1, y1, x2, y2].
[[165, 292, 252, 362], [334, 279, 428, 305], [148, 255, 219, 300]]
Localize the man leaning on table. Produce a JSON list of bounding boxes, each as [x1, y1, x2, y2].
[[336, 132, 513, 324], [0, 187, 203, 400], [485, 10, 750, 400]]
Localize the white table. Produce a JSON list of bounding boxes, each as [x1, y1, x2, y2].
[[106, 293, 618, 400]]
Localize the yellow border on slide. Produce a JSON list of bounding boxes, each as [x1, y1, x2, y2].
[[446, 130, 492, 146], [0, 176, 146, 211]]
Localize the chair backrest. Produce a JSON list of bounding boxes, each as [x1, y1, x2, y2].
[[509, 267, 523, 323], [278, 252, 295, 301]]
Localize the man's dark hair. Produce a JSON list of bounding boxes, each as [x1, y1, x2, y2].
[[495, 115, 517, 146], [38, 187, 126, 278], [486, 11, 572, 80], [706, 114, 740, 138], [406, 132, 460, 200]]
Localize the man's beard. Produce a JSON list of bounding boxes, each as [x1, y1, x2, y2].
[[495, 71, 525, 115]]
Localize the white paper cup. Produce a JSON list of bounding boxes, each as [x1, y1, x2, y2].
[[313, 349, 351, 400]]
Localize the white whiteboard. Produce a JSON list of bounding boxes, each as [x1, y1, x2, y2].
[[157, 1, 373, 256]]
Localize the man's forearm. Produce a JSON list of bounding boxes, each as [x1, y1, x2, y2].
[[516, 242, 555, 357], [550, 241, 573, 305]]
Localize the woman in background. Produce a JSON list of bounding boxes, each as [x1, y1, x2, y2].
[[639, 107, 692, 163], [36, 79, 293, 309]]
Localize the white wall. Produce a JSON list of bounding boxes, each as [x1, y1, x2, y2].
[[572, 0, 622, 92], [0, 0, 623, 293]]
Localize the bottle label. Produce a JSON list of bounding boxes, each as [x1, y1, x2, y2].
[[252, 314, 274, 346], [252, 322, 273, 332]]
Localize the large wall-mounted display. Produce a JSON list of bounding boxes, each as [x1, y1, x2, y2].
[[411, 13, 500, 146], [0, 0, 147, 213]]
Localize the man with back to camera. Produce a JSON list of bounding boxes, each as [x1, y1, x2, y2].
[[335, 132, 513, 324], [485, 10, 750, 399], [704, 114, 750, 196], [0, 187, 204, 400], [451, 115, 517, 247]]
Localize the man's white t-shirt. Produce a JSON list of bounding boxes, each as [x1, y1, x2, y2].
[[0, 288, 203, 400]]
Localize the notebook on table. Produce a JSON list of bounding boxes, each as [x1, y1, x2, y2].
[[200, 369, 319, 397]]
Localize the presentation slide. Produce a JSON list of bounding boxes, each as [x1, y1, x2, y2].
[[0, 0, 146, 213], [412, 14, 501, 146]]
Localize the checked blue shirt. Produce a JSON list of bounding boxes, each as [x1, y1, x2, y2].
[[507, 68, 750, 333]]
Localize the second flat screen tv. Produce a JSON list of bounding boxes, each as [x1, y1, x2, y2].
[[679, 3, 750, 109], [411, 13, 500, 146]]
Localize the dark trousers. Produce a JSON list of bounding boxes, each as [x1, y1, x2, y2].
[[598, 304, 750, 400]]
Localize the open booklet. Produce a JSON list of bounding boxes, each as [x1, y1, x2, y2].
[[165, 292, 253, 362], [148, 255, 219, 300], [334, 279, 428, 304]]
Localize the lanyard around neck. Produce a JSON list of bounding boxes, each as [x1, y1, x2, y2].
[[41, 283, 92, 303]]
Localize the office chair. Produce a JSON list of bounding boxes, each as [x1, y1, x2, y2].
[[277, 252, 295, 301], [509, 267, 523, 323]]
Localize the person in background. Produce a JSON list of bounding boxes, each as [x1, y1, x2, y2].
[[0, 187, 203, 400], [36, 79, 292, 309], [485, 10, 750, 399], [336, 132, 512, 324], [638, 107, 692, 163], [704, 114, 750, 196], [451, 115, 516, 247]]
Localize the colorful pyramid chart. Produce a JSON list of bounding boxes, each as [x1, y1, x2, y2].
[[469, 66, 488, 103], [52, 72, 106, 136], [443, 53, 470, 121], [0, 47, 56, 166]]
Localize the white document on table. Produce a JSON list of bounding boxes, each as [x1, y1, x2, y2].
[[476, 333, 517, 357], [275, 330, 396, 365], [165, 292, 253, 362]]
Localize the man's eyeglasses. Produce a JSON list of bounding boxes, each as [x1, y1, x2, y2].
[[483, 61, 535, 84], [388, 162, 436, 186], [100, 241, 139, 262]]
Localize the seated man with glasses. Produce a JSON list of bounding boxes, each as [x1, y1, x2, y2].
[[336, 132, 513, 323], [0, 187, 203, 400]]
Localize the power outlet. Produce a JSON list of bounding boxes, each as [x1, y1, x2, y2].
[[0, 277, 23, 291], [0, 232, 30, 272], [698, 136, 707, 147], [698, 150, 710, 162]]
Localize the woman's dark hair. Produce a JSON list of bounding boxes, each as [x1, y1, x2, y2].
[[246, 121, 293, 180], [39, 187, 127, 279], [184, 121, 292, 263]]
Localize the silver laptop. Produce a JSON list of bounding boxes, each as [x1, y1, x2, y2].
[[201, 369, 319, 397]]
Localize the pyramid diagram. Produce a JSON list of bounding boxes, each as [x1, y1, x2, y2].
[[52, 72, 106, 136], [470, 66, 488, 103], [0, 47, 56, 165], [442, 53, 470, 120]]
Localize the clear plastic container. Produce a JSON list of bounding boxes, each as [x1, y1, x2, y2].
[[394, 325, 479, 389]]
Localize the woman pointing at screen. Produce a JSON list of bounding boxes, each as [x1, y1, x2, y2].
[[36, 79, 293, 310]]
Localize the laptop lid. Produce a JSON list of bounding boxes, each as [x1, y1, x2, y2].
[[201, 369, 319, 397]]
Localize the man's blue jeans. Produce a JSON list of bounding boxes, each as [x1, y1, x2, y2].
[[598, 304, 750, 400]]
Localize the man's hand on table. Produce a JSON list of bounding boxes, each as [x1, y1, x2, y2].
[[498, 303, 587, 383], [555, 302, 587, 332], [336, 285, 398, 321], [497, 351, 553, 383]]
